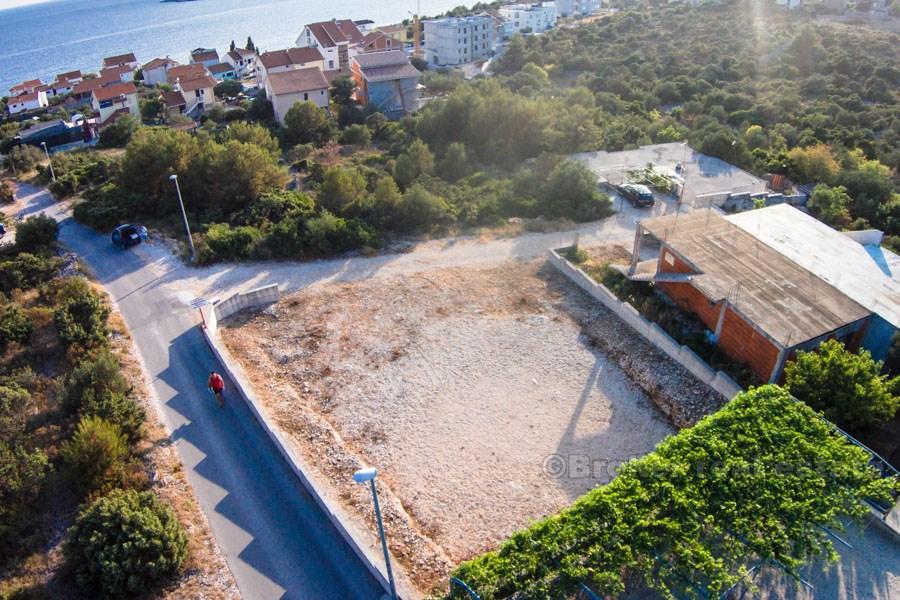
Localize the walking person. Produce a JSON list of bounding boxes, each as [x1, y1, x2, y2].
[[208, 370, 225, 407]]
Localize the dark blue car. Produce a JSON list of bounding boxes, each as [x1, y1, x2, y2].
[[111, 224, 148, 249]]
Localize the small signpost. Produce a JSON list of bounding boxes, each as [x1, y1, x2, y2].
[[190, 297, 209, 328]]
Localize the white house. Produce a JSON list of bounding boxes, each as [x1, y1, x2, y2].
[[142, 57, 179, 86], [174, 74, 218, 115], [295, 19, 366, 72], [209, 63, 237, 81], [424, 14, 495, 66], [7, 90, 48, 115], [91, 81, 138, 126], [225, 47, 257, 79], [499, 3, 558, 35], [102, 52, 140, 71], [8, 79, 43, 97], [264, 67, 330, 125], [190, 48, 220, 68], [256, 47, 325, 89], [99, 64, 137, 83], [554, 0, 601, 17]]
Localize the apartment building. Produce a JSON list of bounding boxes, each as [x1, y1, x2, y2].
[[499, 3, 558, 35], [424, 14, 495, 67]]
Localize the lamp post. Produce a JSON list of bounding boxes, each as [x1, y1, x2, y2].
[[169, 174, 196, 262], [353, 467, 397, 600], [41, 142, 56, 182]]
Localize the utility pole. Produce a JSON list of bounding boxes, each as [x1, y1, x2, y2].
[[169, 174, 196, 262], [41, 142, 56, 182]]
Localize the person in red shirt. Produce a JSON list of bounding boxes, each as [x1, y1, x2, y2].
[[208, 371, 225, 407]]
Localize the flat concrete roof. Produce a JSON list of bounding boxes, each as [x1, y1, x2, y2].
[[640, 209, 869, 347], [573, 143, 767, 206], [727, 204, 900, 330]]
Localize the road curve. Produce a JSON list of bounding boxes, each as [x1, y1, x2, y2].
[[9, 184, 385, 600]]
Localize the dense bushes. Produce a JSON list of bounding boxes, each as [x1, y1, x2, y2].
[[14, 214, 58, 253], [450, 386, 896, 599], [0, 252, 61, 293], [53, 283, 110, 349], [3, 145, 44, 173], [42, 150, 121, 199], [60, 416, 130, 494], [65, 489, 188, 598], [0, 302, 33, 353]]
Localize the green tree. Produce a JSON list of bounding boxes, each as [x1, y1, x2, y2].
[[247, 96, 274, 121], [3, 145, 44, 173], [14, 214, 58, 253], [191, 140, 288, 214], [246, 36, 256, 52], [330, 76, 356, 109], [808, 185, 852, 229], [397, 184, 453, 232], [65, 489, 188, 598], [339, 124, 372, 146], [393, 139, 434, 187], [98, 114, 140, 148], [214, 79, 243, 99], [219, 121, 280, 157], [540, 160, 612, 222], [785, 339, 900, 430], [0, 302, 33, 353], [140, 97, 165, 123], [284, 101, 335, 146], [0, 180, 13, 204], [787, 144, 839, 185], [54, 285, 109, 349], [438, 142, 469, 182], [119, 127, 201, 213], [318, 166, 367, 214], [498, 34, 527, 74], [60, 416, 129, 494]]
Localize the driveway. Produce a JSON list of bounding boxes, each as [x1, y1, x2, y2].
[[4, 184, 385, 600]]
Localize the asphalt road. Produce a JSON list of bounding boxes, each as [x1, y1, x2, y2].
[[7, 184, 385, 600]]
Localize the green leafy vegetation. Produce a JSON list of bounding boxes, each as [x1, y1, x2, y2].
[[450, 385, 897, 599]]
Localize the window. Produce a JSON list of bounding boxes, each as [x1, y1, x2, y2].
[[328, 59, 334, 69], [304, 92, 308, 100], [664, 252, 675, 266]]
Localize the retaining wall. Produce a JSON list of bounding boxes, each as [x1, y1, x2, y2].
[[205, 284, 281, 334], [548, 249, 742, 400]]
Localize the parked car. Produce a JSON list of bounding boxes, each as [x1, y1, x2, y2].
[[618, 183, 655, 208], [111, 223, 148, 249]]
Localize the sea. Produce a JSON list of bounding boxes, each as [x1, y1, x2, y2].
[[0, 0, 458, 94]]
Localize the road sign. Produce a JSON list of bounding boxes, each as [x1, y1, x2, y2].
[[190, 298, 208, 309]]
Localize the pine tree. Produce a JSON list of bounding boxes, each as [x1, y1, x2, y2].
[[230, 40, 236, 52], [246, 36, 255, 52]]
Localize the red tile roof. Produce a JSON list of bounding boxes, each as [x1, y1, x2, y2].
[[9, 91, 42, 104], [92, 81, 137, 102], [57, 70, 82, 81], [72, 76, 120, 95], [163, 90, 187, 109], [266, 67, 329, 95], [258, 47, 324, 70], [306, 19, 365, 48], [208, 63, 235, 74], [167, 63, 209, 83], [144, 57, 177, 71], [9, 79, 43, 95], [99, 64, 135, 79], [191, 48, 219, 63], [103, 52, 138, 67], [177, 75, 217, 91]]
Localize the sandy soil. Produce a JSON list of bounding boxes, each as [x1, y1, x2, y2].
[[222, 260, 677, 593]]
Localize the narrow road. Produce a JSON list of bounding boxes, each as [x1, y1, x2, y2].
[[6, 184, 385, 600]]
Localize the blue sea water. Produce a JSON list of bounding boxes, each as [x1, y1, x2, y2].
[[0, 0, 456, 93]]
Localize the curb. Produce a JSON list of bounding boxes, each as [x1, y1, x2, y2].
[[201, 324, 419, 600]]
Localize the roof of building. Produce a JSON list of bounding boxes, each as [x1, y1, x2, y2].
[[167, 63, 209, 83], [191, 48, 219, 63], [305, 19, 365, 47], [354, 51, 420, 82], [9, 91, 42, 104], [177, 74, 217, 91], [144, 57, 177, 71], [258, 47, 324, 69], [72, 76, 119, 95], [639, 209, 869, 347], [50, 79, 74, 90], [9, 79, 43, 94], [208, 63, 235, 74], [163, 90, 187, 108], [727, 204, 900, 329], [102, 52, 137, 66], [92, 81, 137, 101], [232, 47, 256, 58], [99, 64, 135, 79], [57, 70, 82, 81], [266, 67, 329, 95]]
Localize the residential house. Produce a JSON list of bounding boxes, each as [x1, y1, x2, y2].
[[48, 78, 76, 97], [99, 64, 137, 83], [102, 52, 140, 70], [9, 79, 43, 97], [56, 70, 83, 84], [499, 3, 558, 35], [264, 67, 330, 125], [163, 90, 187, 117], [71, 75, 122, 102], [424, 14, 495, 66], [208, 63, 237, 80], [359, 30, 399, 53], [143, 57, 179, 86], [256, 47, 324, 89], [225, 47, 257, 78], [91, 81, 139, 126], [174, 74, 218, 115], [350, 50, 420, 117], [190, 48, 220, 68], [7, 90, 48, 115], [625, 206, 900, 383], [378, 23, 409, 45], [167, 63, 210, 86], [295, 19, 366, 72], [554, 0, 600, 17], [354, 18, 376, 32]]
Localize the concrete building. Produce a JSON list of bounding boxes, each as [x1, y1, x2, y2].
[[99, 64, 137, 83], [102, 52, 139, 71], [166, 63, 209, 85], [256, 47, 325, 89], [350, 50, 420, 117], [91, 81, 138, 126], [295, 19, 366, 72], [554, 0, 600, 17], [627, 206, 900, 383], [208, 63, 237, 80], [225, 48, 257, 79], [174, 74, 218, 115], [264, 67, 330, 125], [190, 48, 220, 68], [500, 3, 558, 35], [9, 79, 44, 97], [424, 14, 495, 67], [7, 90, 48, 115], [142, 57, 178, 86]]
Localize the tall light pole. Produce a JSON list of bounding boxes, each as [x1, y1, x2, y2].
[[41, 142, 56, 182], [353, 467, 397, 600], [169, 174, 196, 262]]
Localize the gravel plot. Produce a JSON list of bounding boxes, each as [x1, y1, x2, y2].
[[222, 260, 685, 593]]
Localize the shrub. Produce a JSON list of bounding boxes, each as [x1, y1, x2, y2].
[[340, 124, 372, 146], [98, 115, 140, 148], [318, 166, 367, 215], [65, 489, 187, 598], [540, 160, 612, 222], [54, 285, 109, 349], [0, 303, 33, 353], [283, 101, 335, 146], [201, 223, 261, 262], [60, 416, 129, 494], [234, 190, 315, 225], [62, 349, 143, 441], [303, 211, 378, 254], [396, 184, 454, 232], [0, 253, 60, 293], [14, 215, 59, 253], [74, 183, 144, 231], [0, 180, 14, 204], [0, 441, 49, 551], [3, 145, 44, 173], [214, 79, 243, 99]]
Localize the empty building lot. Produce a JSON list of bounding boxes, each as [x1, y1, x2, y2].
[[220, 260, 721, 593]]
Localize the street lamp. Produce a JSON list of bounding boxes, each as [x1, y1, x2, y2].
[[41, 142, 55, 182], [353, 467, 397, 600], [169, 174, 196, 262]]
